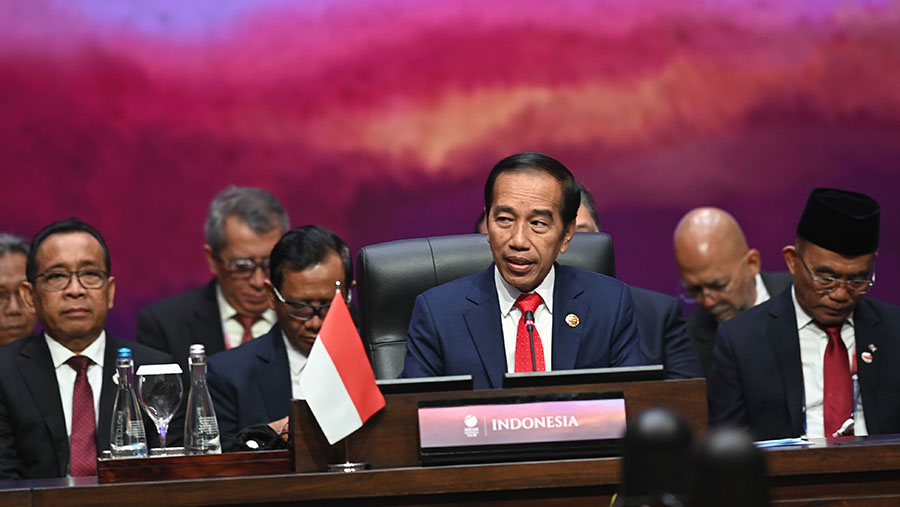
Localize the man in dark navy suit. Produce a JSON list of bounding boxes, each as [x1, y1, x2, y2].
[[0, 219, 171, 479], [207, 226, 353, 437], [674, 207, 791, 375], [400, 152, 643, 389], [708, 188, 900, 440], [573, 182, 702, 379]]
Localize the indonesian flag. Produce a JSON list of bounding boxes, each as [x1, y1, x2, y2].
[[300, 290, 385, 444]]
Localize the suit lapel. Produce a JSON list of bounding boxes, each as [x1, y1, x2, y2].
[[551, 265, 587, 371], [854, 299, 883, 433], [17, 336, 68, 476], [256, 327, 293, 420], [765, 292, 805, 434], [97, 336, 119, 453], [463, 268, 506, 389], [191, 282, 227, 355]]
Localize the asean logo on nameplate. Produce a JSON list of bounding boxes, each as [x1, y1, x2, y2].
[[464, 414, 480, 438]]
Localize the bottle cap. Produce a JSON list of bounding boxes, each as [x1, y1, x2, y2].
[[117, 347, 132, 358], [189, 344, 206, 355]]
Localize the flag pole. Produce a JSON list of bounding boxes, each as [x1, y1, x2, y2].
[[326, 280, 370, 473]]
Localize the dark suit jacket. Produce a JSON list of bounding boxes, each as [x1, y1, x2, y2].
[[207, 325, 291, 437], [136, 280, 225, 383], [400, 263, 643, 389], [708, 288, 900, 440], [0, 334, 173, 479], [689, 271, 793, 376], [630, 287, 703, 379]]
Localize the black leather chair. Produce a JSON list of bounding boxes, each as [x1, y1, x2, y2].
[[356, 232, 616, 379]]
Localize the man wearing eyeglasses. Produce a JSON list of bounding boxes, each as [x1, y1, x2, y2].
[[673, 208, 792, 375], [708, 188, 900, 440], [0, 218, 171, 479], [136, 187, 289, 379], [206, 225, 353, 437], [0, 234, 35, 345]]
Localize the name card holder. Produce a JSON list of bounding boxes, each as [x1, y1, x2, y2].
[[418, 392, 626, 466]]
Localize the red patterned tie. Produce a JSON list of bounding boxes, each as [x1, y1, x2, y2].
[[514, 294, 545, 372], [235, 314, 257, 346], [817, 323, 853, 437], [67, 355, 97, 476]]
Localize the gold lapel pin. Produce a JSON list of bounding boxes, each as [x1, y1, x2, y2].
[[565, 313, 580, 328]]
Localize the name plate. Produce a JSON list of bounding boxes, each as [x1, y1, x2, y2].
[[417, 392, 625, 465]]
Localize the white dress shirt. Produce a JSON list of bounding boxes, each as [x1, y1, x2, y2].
[[495, 265, 555, 373], [282, 331, 308, 400], [216, 284, 276, 349], [46, 332, 106, 440], [753, 272, 771, 307], [793, 287, 866, 438]]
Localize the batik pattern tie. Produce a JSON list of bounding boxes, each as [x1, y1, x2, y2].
[[514, 293, 545, 372], [818, 323, 853, 437], [67, 355, 97, 476]]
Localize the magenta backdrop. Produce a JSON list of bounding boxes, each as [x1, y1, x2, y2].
[[2, 1, 899, 339]]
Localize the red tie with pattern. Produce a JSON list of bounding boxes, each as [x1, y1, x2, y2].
[[67, 355, 97, 476], [514, 293, 545, 372], [817, 323, 853, 437], [235, 314, 257, 346]]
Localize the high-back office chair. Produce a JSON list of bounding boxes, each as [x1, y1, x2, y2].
[[356, 232, 616, 379]]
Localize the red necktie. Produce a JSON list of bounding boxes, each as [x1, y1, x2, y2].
[[514, 294, 545, 372], [817, 323, 853, 437], [235, 314, 257, 346], [67, 355, 97, 476]]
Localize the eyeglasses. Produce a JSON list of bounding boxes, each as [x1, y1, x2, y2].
[[796, 254, 874, 295], [0, 288, 25, 310], [272, 285, 333, 321], [216, 256, 270, 278], [680, 277, 734, 303], [34, 269, 108, 291]]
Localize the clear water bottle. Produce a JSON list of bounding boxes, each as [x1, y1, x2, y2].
[[109, 347, 149, 458], [184, 344, 221, 454]]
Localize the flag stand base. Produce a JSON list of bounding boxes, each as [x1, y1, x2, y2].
[[327, 461, 369, 473]]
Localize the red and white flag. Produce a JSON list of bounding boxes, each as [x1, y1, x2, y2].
[[300, 290, 385, 444]]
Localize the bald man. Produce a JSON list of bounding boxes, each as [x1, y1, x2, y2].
[[674, 208, 791, 375]]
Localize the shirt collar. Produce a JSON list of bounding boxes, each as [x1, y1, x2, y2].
[[495, 264, 556, 317], [753, 272, 770, 306], [45, 331, 106, 370], [281, 329, 309, 375], [791, 285, 854, 332], [216, 282, 276, 326]]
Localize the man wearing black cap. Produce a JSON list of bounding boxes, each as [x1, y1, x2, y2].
[[708, 188, 900, 440]]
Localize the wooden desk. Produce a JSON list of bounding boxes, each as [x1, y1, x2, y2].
[[3, 437, 900, 506]]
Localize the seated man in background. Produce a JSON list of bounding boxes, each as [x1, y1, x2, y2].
[[574, 183, 702, 379], [673, 207, 791, 375], [401, 152, 642, 389], [137, 187, 289, 376], [708, 188, 900, 440], [0, 218, 171, 479], [0, 233, 35, 345], [207, 225, 353, 437]]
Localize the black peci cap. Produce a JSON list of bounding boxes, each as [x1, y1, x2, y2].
[[797, 188, 880, 256]]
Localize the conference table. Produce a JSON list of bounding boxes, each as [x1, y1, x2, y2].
[[2, 379, 899, 505]]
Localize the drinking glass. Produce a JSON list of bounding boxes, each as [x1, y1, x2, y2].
[[138, 373, 183, 449]]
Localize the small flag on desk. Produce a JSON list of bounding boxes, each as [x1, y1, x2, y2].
[[299, 289, 385, 444]]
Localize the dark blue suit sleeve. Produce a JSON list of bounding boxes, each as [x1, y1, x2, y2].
[[658, 299, 703, 379], [206, 356, 241, 437], [608, 286, 643, 367], [399, 294, 443, 379], [707, 324, 750, 429]]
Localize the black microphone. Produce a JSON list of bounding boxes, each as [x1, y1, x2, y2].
[[524, 310, 536, 372]]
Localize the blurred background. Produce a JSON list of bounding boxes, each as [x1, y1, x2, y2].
[[2, 0, 899, 338]]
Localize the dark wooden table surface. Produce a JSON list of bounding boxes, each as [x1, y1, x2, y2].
[[4, 435, 900, 506]]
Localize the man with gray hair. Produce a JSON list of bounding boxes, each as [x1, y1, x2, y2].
[[137, 187, 290, 375], [0, 233, 35, 345]]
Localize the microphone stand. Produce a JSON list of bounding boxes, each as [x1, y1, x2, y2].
[[525, 310, 536, 372]]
